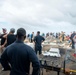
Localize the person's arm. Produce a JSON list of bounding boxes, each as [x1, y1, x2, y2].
[[1, 37, 7, 49], [1, 34, 7, 48], [1, 48, 11, 71], [42, 37, 45, 42], [28, 48, 40, 75], [1, 39, 7, 48], [3, 34, 7, 38], [43, 37, 45, 41]]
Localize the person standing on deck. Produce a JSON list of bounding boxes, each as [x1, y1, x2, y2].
[[34, 31, 45, 55], [70, 31, 76, 49], [1, 28, 40, 75], [73, 35, 76, 56]]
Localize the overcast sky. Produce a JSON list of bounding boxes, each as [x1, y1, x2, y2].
[[0, 0, 76, 34]]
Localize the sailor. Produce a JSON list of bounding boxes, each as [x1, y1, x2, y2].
[[34, 31, 45, 55], [1, 28, 40, 75]]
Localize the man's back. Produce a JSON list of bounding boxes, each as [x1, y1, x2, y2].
[[34, 35, 45, 46], [1, 40, 40, 75], [7, 34, 16, 46]]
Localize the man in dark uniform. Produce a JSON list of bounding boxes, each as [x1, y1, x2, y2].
[[34, 31, 45, 55], [1, 28, 40, 75]]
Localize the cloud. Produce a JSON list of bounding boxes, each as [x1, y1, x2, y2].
[[0, 0, 76, 33]]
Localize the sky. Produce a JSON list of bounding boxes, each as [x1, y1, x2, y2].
[[0, 0, 76, 34]]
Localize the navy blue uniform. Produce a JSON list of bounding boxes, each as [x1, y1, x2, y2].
[[34, 35, 45, 54], [1, 40, 40, 75]]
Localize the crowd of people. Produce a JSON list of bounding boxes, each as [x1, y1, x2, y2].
[[0, 28, 46, 75], [0, 28, 76, 75], [27, 31, 76, 48]]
